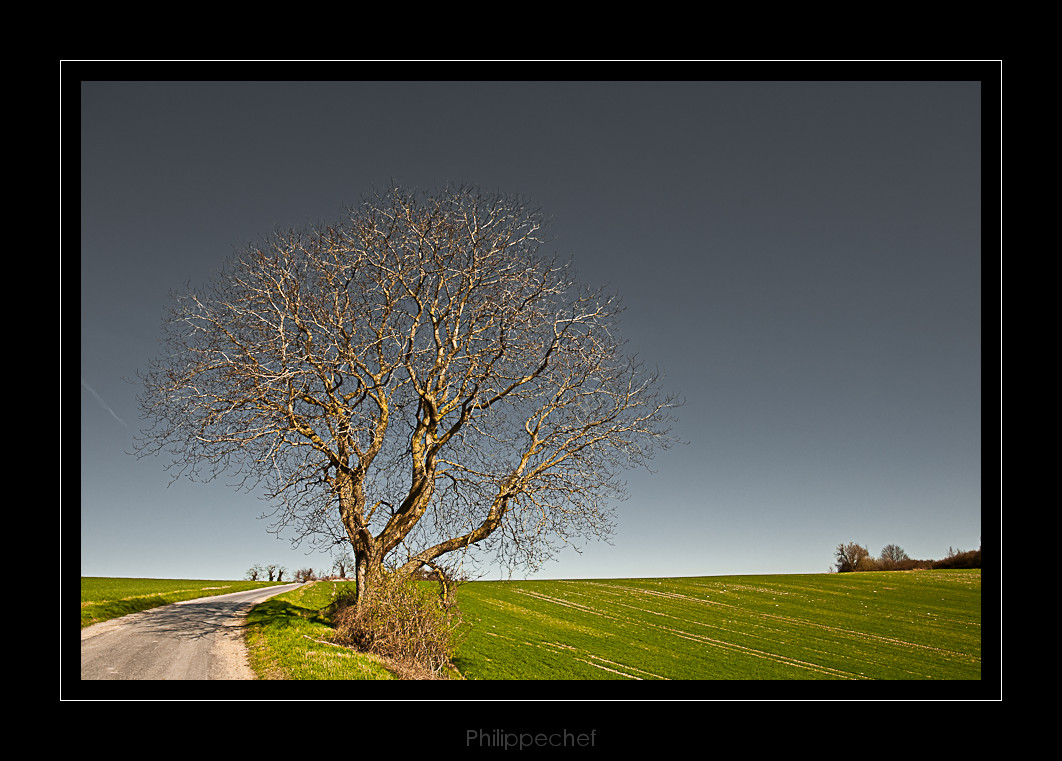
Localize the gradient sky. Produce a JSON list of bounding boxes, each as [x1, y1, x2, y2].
[[77, 71, 989, 583]]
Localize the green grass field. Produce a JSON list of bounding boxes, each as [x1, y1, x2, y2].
[[451, 570, 981, 680], [79, 570, 982, 681], [79, 576, 290, 628], [243, 580, 397, 680]]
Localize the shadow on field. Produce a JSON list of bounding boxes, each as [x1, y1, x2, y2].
[[81, 598, 172, 628], [246, 598, 328, 629]]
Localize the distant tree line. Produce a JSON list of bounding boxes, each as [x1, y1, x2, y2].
[[243, 553, 373, 583], [249, 552, 471, 591], [833, 541, 981, 573], [243, 563, 380, 583], [245, 553, 354, 583], [246, 563, 288, 581], [244, 565, 337, 582]]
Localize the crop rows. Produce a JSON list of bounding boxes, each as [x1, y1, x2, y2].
[[452, 570, 981, 680]]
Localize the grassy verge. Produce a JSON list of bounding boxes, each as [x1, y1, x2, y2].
[[80, 577, 291, 628], [243, 580, 397, 680]]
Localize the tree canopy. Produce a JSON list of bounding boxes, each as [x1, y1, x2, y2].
[[135, 185, 680, 602]]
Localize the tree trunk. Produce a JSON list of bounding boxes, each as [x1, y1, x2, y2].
[[353, 547, 383, 611]]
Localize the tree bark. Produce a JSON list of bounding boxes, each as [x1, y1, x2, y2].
[[354, 547, 382, 610]]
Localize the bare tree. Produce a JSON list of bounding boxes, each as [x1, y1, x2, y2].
[[332, 551, 355, 579], [835, 542, 870, 573], [879, 543, 909, 569], [135, 185, 680, 609]]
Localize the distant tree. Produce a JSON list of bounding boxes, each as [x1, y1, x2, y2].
[[332, 552, 354, 579], [265, 563, 279, 581], [879, 544, 910, 569], [835, 542, 870, 573], [855, 554, 880, 571], [933, 546, 981, 569], [295, 567, 317, 583], [134, 185, 680, 611], [276, 566, 287, 582], [246, 564, 264, 581]]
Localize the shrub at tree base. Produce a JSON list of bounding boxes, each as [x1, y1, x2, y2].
[[330, 572, 466, 677]]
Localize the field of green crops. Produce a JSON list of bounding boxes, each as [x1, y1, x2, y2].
[[78, 570, 984, 682], [80, 576, 289, 628], [452, 570, 981, 680]]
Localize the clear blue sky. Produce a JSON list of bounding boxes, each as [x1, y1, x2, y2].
[[77, 69, 990, 582]]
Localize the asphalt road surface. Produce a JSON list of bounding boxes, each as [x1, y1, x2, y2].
[[80, 583, 303, 680]]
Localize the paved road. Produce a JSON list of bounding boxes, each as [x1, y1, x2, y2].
[[80, 583, 303, 680]]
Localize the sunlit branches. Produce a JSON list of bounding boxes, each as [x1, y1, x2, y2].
[[135, 185, 681, 595]]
